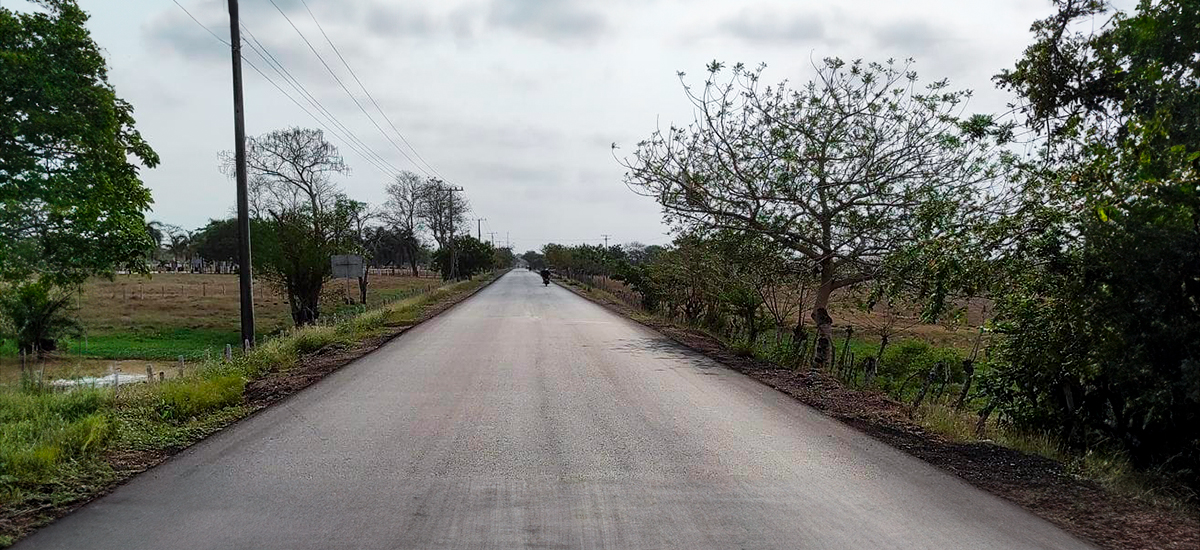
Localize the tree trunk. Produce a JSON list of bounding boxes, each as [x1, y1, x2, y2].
[[810, 307, 833, 371], [863, 356, 878, 386], [954, 359, 975, 410], [913, 363, 939, 408], [358, 272, 368, 305], [810, 269, 835, 371]]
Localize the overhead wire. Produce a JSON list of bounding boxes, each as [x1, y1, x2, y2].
[[238, 24, 403, 176], [296, 0, 449, 182], [170, 0, 401, 178], [267, 0, 432, 178]]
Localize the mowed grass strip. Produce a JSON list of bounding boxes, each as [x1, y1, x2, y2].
[[0, 274, 495, 547]]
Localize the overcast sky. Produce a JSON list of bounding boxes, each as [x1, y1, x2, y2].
[[35, 0, 1132, 251]]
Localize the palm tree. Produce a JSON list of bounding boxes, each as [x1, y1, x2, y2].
[[146, 220, 165, 263]]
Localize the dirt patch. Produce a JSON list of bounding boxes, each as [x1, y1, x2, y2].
[[0, 275, 501, 547], [561, 281, 1200, 550]]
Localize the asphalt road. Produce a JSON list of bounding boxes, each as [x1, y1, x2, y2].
[[18, 270, 1094, 549]]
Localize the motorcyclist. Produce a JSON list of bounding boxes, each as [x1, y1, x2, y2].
[[539, 268, 551, 286]]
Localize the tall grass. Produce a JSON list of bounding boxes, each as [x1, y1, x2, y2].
[[0, 388, 113, 488]]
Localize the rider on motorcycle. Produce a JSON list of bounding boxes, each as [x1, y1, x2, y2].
[[539, 268, 551, 286]]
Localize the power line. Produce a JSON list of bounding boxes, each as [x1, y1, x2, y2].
[[171, 0, 401, 178], [238, 24, 402, 177], [267, 0, 432, 178], [297, 0, 448, 181]]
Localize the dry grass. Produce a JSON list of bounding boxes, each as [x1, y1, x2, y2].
[[0, 273, 441, 379], [75, 272, 437, 334]]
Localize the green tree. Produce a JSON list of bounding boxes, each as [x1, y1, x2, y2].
[[978, 0, 1200, 485], [0, 0, 159, 284], [194, 218, 240, 264], [227, 128, 355, 325], [492, 247, 516, 269], [521, 250, 546, 270], [623, 59, 1007, 368], [433, 235, 494, 280]]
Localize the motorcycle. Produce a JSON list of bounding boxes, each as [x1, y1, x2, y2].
[[540, 270, 551, 286]]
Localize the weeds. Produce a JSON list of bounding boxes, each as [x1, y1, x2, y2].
[[0, 389, 112, 485]]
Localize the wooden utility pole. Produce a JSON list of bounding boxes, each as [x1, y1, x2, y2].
[[602, 234, 611, 248], [446, 186, 464, 279], [228, 0, 255, 347], [476, 218, 486, 241]]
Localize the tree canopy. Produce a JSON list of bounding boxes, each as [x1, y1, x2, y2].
[[0, 0, 158, 284]]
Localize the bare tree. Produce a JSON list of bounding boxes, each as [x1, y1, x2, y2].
[[382, 171, 426, 276], [223, 127, 349, 232], [417, 179, 469, 249], [622, 58, 1007, 368]]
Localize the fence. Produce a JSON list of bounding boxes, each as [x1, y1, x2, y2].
[[8, 277, 450, 390]]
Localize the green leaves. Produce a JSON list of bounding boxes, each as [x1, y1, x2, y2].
[[0, 1, 157, 285], [982, 0, 1200, 488]]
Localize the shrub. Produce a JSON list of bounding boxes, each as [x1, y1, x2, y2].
[[881, 340, 963, 379]]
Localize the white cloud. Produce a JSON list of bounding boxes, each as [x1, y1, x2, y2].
[[75, 0, 1087, 250]]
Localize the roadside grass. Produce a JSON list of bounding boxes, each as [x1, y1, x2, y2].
[[0, 273, 496, 547], [913, 400, 1197, 511]]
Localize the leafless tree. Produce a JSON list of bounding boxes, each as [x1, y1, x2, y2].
[[417, 178, 469, 249], [382, 171, 427, 275], [223, 127, 349, 234]]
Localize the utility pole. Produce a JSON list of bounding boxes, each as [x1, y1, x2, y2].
[[488, 232, 497, 245], [228, 0, 254, 348], [445, 185, 464, 279], [476, 218, 486, 241], [602, 234, 611, 248]]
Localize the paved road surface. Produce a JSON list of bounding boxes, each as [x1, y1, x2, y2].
[[18, 271, 1093, 549]]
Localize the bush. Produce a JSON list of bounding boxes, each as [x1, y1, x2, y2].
[[881, 340, 962, 378], [155, 375, 245, 422], [0, 278, 82, 357]]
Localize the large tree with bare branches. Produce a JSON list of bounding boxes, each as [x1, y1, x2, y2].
[[221, 127, 355, 325], [622, 58, 1008, 367], [382, 171, 427, 276]]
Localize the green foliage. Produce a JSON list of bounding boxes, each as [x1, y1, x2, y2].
[[978, 0, 1200, 489], [492, 247, 516, 270], [521, 250, 546, 270], [193, 218, 240, 263], [154, 375, 245, 422], [433, 235, 494, 280], [253, 209, 339, 326], [0, 0, 158, 285], [0, 278, 82, 357]]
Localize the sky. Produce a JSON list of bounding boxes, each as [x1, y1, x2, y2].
[[15, 0, 1133, 251]]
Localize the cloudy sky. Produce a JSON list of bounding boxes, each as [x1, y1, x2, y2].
[[34, 0, 1131, 250]]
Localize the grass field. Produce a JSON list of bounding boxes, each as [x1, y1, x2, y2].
[[0, 273, 440, 383]]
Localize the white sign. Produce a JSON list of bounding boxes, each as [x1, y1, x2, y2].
[[331, 255, 365, 279]]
